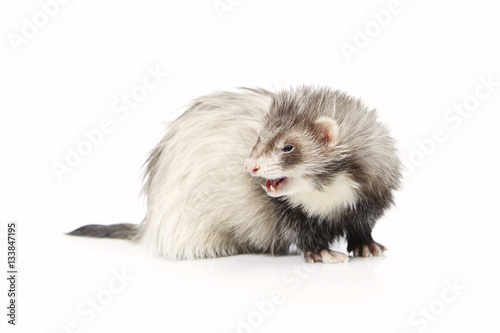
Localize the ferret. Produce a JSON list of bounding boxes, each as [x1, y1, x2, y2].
[[68, 86, 402, 263]]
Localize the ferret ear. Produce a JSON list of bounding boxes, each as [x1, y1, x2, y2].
[[314, 117, 339, 147]]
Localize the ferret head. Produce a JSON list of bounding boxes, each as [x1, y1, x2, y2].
[[245, 88, 344, 198]]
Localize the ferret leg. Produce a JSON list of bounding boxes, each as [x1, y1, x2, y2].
[[305, 250, 349, 263], [346, 220, 387, 257]]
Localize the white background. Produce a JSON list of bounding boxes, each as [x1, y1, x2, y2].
[[1, 0, 499, 332]]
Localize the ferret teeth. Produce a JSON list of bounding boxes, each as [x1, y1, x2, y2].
[[271, 185, 276, 192]]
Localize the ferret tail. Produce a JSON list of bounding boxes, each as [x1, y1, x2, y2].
[[66, 223, 139, 240]]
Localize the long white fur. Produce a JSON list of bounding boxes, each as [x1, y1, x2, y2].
[[141, 90, 279, 259]]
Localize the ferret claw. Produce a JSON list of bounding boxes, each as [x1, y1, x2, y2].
[[305, 250, 349, 264], [352, 242, 387, 257]]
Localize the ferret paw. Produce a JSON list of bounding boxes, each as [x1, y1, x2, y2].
[[352, 242, 387, 257], [305, 250, 349, 264]]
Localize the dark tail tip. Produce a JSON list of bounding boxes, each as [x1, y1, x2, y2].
[[66, 223, 138, 240]]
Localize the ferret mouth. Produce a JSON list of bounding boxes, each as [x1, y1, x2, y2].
[[263, 177, 288, 195]]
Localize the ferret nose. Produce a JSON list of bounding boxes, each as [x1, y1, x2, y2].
[[245, 159, 260, 174]]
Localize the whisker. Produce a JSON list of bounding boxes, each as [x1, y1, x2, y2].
[[238, 129, 251, 153], [228, 153, 249, 159]]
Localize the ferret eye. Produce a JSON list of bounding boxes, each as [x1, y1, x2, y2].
[[282, 145, 294, 152]]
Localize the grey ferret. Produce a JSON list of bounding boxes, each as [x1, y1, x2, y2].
[[69, 86, 402, 263]]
